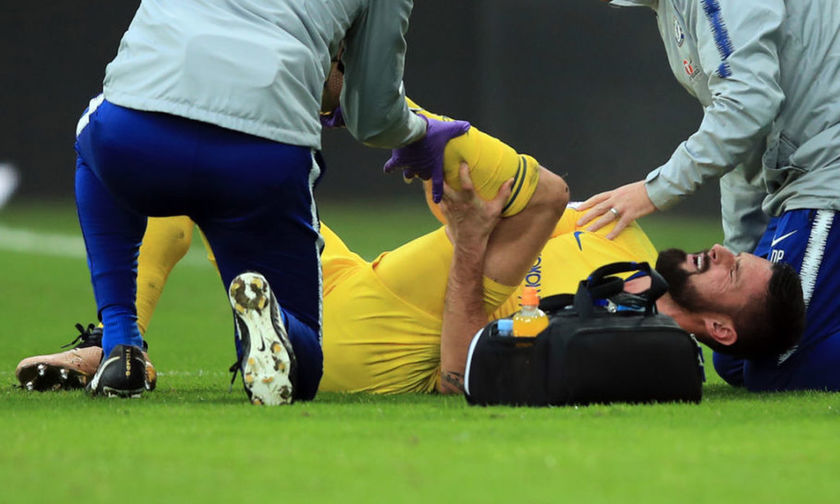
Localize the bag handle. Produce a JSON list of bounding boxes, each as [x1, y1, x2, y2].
[[573, 261, 668, 318], [539, 293, 575, 313]]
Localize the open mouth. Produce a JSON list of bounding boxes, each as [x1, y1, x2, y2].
[[688, 251, 709, 273]]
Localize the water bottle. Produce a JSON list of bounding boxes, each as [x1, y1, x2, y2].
[[496, 318, 514, 337], [512, 287, 549, 337]]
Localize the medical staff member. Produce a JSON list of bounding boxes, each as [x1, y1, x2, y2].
[[579, 0, 840, 390], [75, 0, 466, 403]]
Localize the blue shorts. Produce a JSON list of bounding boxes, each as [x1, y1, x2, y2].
[[75, 98, 323, 399], [714, 209, 840, 391]]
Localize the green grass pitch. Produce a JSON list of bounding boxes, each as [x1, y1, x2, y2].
[[1, 201, 839, 503]]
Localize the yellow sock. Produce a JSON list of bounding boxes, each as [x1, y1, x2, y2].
[[406, 97, 540, 218], [482, 276, 519, 316], [136, 216, 195, 335], [198, 230, 218, 273]]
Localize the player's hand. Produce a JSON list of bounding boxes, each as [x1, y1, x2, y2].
[[319, 106, 345, 129], [576, 180, 657, 240], [383, 115, 470, 203], [441, 162, 512, 244]]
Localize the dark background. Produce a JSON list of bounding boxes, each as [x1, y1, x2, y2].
[[0, 0, 718, 213]]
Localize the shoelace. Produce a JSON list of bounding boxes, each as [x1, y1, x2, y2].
[[228, 327, 245, 392], [61, 323, 103, 349], [60, 322, 151, 352], [228, 360, 240, 392]]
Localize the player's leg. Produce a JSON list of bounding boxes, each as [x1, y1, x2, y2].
[[407, 98, 542, 218], [137, 205, 324, 402], [197, 229, 217, 270], [79, 99, 324, 402], [76, 99, 238, 398], [13, 216, 191, 392], [420, 164, 569, 299], [192, 144, 324, 404], [74, 141, 148, 398], [410, 97, 569, 293], [483, 167, 569, 288], [75, 98, 211, 397], [135, 216, 195, 334], [75, 160, 147, 356], [16, 323, 108, 391], [372, 168, 567, 319]]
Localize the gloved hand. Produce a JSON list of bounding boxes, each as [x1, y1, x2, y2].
[[320, 106, 345, 129], [383, 115, 470, 203]]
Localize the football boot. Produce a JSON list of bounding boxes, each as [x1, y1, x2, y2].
[[229, 272, 297, 405]]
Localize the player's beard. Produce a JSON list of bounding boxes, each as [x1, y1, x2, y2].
[[656, 248, 717, 313]]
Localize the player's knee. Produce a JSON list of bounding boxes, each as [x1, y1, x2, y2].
[[529, 167, 569, 219]]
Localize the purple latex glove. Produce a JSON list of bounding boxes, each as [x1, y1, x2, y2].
[[320, 106, 345, 129], [383, 115, 471, 203]]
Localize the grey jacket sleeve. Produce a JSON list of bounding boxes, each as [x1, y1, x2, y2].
[[341, 0, 426, 148], [645, 0, 786, 210], [720, 159, 769, 253]]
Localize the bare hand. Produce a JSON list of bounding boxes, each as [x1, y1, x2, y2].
[[575, 180, 657, 240], [440, 163, 513, 244]]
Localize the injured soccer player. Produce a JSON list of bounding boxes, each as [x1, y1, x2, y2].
[[16, 178, 807, 395], [16, 100, 806, 395]]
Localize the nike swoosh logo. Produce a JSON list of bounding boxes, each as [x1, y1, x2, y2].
[[574, 231, 584, 251], [771, 230, 797, 248]]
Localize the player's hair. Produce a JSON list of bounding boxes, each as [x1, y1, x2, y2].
[[709, 262, 806, 359]]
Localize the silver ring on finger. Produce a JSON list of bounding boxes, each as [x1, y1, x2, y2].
[[609, 207, 620, 218]]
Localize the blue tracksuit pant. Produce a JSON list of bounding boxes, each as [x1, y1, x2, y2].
[[75, 98, 323, 400]]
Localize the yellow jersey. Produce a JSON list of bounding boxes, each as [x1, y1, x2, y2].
[[318, 206, 658, 394]]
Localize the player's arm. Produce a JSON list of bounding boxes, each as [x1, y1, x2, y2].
[[644, 0, 785, 211], [340, 0, 426, 148], [438, 165, 512, 394]]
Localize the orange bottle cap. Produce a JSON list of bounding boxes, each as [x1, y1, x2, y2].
[[521, 286, 540, 307]]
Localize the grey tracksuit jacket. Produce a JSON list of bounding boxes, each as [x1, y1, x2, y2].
[[103, 0, 426, 151], [613, 0, 840, 252]]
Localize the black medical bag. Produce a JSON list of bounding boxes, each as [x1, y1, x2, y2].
[[464, 262, 705, 406]]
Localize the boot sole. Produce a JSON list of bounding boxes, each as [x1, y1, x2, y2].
[[100, 386, 144, 399], [229, 273, 294, 406], [17, 363, 89, 391]]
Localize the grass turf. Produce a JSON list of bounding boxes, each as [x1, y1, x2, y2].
[[1, 201, 839, 503]]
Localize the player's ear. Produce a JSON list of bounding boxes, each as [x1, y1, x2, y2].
[[703, 316, 737, 347]]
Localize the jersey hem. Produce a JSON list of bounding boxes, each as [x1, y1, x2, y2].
[[103, 89, 322, 150]]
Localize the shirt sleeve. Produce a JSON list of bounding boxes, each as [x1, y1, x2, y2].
[[340, 0, 426, 149], [645, 0, 785, 210], [719, 160, 769, 254]]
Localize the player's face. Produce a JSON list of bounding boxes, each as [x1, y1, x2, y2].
[[656, 244, 773, 315]]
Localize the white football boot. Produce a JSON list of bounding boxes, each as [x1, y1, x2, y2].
[[228, 272, 296, 405]]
